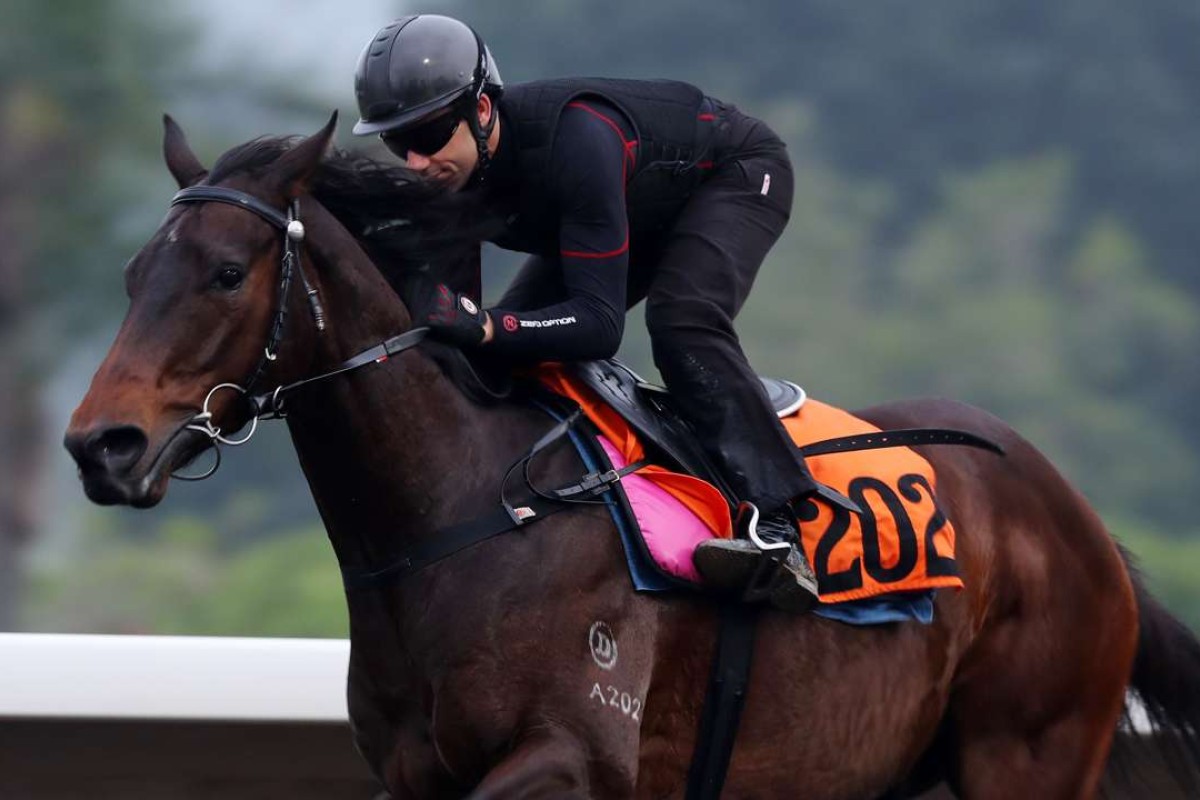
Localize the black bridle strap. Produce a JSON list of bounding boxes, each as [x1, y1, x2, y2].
[[171, 186, 290, 229], [249, 327, 430, 416], [171, 185, 306, 392]]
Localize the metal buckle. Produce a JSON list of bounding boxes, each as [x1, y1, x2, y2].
[[184, 382, 260, 446]]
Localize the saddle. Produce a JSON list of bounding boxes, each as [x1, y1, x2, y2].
[[569, 358, 805, 503], [567, 358, 1002, 505]]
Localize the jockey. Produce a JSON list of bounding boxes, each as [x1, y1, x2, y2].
[[352, 14, 844, 612]]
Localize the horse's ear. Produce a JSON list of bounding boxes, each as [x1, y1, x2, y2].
[[162, 114, 208, 188], [272, 110, 338, 199]]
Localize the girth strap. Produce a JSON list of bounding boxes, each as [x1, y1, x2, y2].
[[686, 604, 760, 800], [799, 427, 1005, 458]]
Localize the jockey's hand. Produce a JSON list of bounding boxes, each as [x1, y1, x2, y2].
[[411, 281, 487, 347]]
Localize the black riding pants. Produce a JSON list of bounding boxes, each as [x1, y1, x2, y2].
[[497, 112, 814, 512]]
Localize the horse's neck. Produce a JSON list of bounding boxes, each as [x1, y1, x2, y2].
[[280, 200, 545, 572]]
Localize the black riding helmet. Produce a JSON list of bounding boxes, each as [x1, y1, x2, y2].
[[353, 15, 503, 177]]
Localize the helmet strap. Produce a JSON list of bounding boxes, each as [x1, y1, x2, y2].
[[465, 94, 498, 184], [466, 30, 497, 185]]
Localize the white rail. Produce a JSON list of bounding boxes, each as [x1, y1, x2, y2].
[[0, 633, 350, 722], [0, 633, 1157, 733]]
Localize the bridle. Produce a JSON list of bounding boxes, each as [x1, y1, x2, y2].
[[165, 184, 587, 590], [168, 185, 429, 478]]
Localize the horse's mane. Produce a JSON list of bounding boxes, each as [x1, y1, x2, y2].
[[208, 136, 516, 403], [207, 136, 504, 289]]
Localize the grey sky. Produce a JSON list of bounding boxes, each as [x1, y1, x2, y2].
[[181, 0, 401, 100]]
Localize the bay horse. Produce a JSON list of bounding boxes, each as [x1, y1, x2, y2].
[[65, 114, 1200, 798]]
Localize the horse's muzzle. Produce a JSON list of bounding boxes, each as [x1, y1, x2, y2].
[[64, 424, 156, 506]]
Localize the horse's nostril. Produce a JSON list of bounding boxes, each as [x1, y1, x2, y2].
[[66, 425, 149, 475]]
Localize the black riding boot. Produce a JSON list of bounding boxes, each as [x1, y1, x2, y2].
[[693, 501, 819, 613]]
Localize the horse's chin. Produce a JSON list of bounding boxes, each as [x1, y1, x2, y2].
[[132, 467, 174, 508], [79, 470, 169, 508]]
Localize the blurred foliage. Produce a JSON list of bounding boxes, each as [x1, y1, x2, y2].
[[459, 0, 1200, 291], [28, 503, 347, 638], [1118, 522, 1200, 633], [11, 1, 1200, 637], [0, 0, 190, 337]]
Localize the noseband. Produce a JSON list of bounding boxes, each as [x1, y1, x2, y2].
[[168, 185, 428, 478]]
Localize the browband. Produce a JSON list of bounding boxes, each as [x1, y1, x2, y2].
[[171, 186, 289, 229]]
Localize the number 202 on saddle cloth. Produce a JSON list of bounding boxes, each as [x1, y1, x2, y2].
[[536, 364, 964, 605]]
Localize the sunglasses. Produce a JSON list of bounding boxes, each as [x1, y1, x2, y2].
[[380, 113, 462, 160]]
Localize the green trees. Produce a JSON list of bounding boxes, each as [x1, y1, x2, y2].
[[1, 0, 187, 627]]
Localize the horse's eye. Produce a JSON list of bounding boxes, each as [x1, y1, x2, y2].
[[214, 265, 244, 290]]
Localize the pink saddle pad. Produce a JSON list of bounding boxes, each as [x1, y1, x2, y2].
[[598, 436, 710, 584]]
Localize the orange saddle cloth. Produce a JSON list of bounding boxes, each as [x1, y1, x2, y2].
[[784, 400, 964, 602], [537, 364, 964, 604]]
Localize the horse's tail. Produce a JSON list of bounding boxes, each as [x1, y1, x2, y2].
[[1116, 542, 1200, 790]]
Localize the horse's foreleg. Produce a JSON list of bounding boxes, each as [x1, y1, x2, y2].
[[466, 731, 595, 799]]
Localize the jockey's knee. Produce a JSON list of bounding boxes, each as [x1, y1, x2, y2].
[[645, 296, 733, 342]]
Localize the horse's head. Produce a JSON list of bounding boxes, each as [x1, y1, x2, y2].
[[64, 113, 341, 507]]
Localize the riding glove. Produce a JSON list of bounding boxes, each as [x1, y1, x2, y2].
[[409, 281, 487, 347]]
